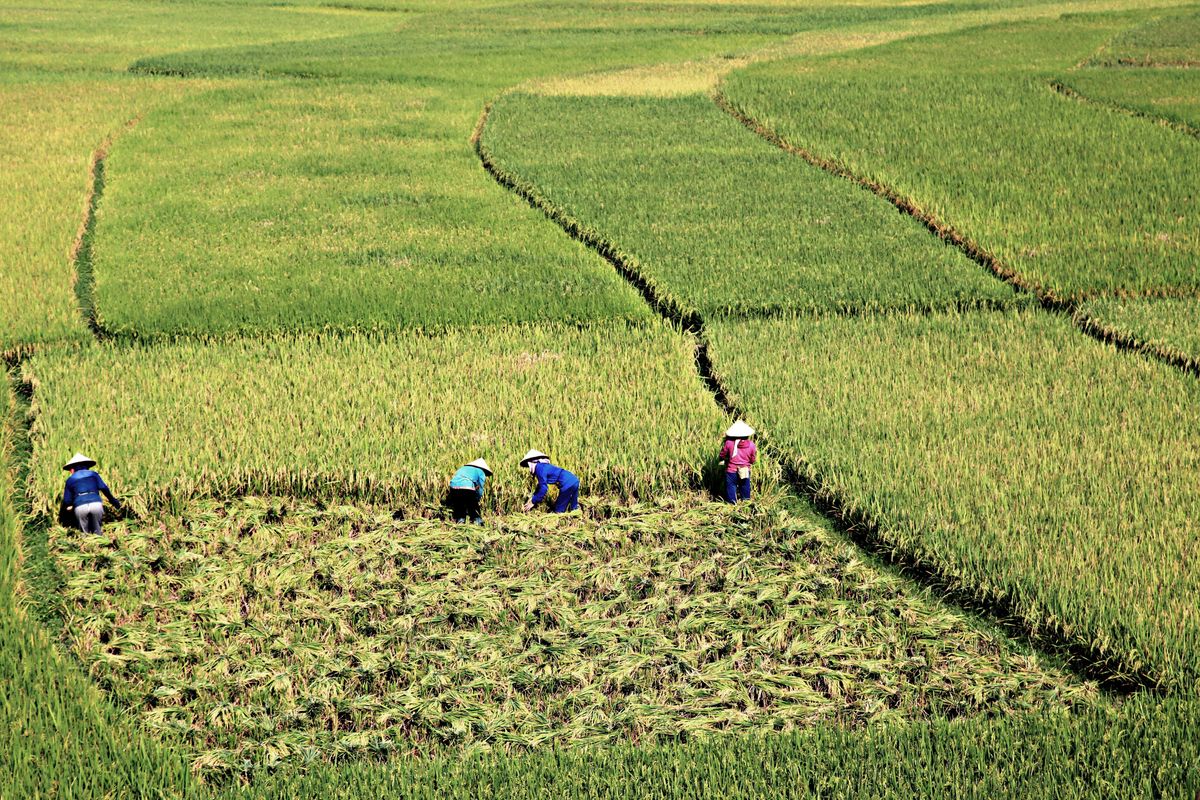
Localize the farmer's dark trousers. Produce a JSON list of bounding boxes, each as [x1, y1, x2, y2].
[[448, 488, 482, 524], [724, 472, 750, 503], [553, 483, 580, 513]]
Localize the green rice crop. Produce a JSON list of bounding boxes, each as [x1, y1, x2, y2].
[[1054, 11, 1200, 131], [720, 12, 1200, 301], [7, 0, 1200, 794], [0, 0, 397, 73], [707, 309, 1200, 691], [0, 75, 201, 354], [481, 93, 1019, 319], [89, 0, 1024, 337], [1059, 68, 1200, 130], [24, 324, 740, 514], [49, 494, 1093, 777], [92, 83, 650, 336], [1084, 9, 1200, 65], [1079, 295, 1200, 364], [87, 4, 834, 337], [125, 2, 978, 83], [217, 696, 1200, 799]]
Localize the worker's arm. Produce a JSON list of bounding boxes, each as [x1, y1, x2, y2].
[[748, 443, 758, 465], [97, 475, 121, 508], [475, 472, 485, 498], [62, 480, 75, 508], [529, 467, 550, 506]]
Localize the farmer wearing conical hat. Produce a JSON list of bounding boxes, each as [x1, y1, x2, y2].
[[520, 450, 580, 514], [61, 452, 122, 534], [448, 458, 492, 525], [718, 421, 757, 504]]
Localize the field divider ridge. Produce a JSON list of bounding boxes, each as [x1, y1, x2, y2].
[[711, 86, 1200, 381], [5, 364, 68, 633], [1048, 78, 1200, 140], [72, 116, 140, 343], [472, 96, 1152, 694], [1073, 310, 1200, 377], [472, 104, 702, 334]]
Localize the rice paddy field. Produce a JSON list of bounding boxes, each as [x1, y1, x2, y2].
[[4, 0, 1200, 797]]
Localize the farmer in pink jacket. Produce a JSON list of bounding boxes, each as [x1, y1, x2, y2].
[[718, 420, 757, 503]]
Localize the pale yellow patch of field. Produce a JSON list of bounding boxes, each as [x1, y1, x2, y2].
[[525, 0, 1198, 97]]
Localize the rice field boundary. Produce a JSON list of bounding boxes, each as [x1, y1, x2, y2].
[[72, 117, 141, 343], [711, 86, 1200, 382], [5, 365, 65, 634], [1073, 311, 1200, 377], [1048, 78, 1200, 140], [472, 96, 1155, 695]]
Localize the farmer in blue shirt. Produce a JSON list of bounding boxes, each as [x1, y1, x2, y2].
[[520, 450, 580, 513], [61, 452, 122, 534], [448, 458, 491, 524]]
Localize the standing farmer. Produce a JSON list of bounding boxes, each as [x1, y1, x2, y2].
[[718, 421, 757, 503], [448, 458, 492, 525], [61, 452, 122, 534], [520, 450, 580, 513]]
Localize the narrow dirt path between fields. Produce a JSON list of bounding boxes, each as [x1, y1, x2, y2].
[[473, 99, 1155, 694], [711, 88, 1200, 381]]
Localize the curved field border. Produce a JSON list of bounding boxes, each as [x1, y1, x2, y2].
[[71, 119, 141, 342], [1049, 78, 1200, 140], [711, 86, 1200, 383], [473, 97, 1156, 693]]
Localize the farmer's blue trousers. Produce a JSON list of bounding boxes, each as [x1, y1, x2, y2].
[[724, 472, 751, 503], [553, 483, 580, 513]]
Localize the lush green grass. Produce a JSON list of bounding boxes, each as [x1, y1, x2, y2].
[[24, 323, 740, 515], [1085, 8, 1200, 65], [481, 93, 1019, 318], [49, 494, 1092, 777], [708, 309, 1200, 691], [1079, 295, 1200, 361], [720, 12, 1200, 301]]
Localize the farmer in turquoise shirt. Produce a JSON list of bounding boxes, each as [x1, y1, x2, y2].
[[448, 458, 491, 524]]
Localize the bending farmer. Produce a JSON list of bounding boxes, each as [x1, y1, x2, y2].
[[718, 421, 757, 503], [448, 458, 492, 525], [520, 450, 580, 513], [61, 452, 122, 534]]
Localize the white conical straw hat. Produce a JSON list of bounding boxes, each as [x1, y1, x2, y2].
[[725, 420, 755, 438], [63, 452, 96, 470], [466, 458, 492, 475], [519, 449, 548, 466]]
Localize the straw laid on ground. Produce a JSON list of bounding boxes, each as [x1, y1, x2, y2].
[[52, 494, 1094, 777]]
